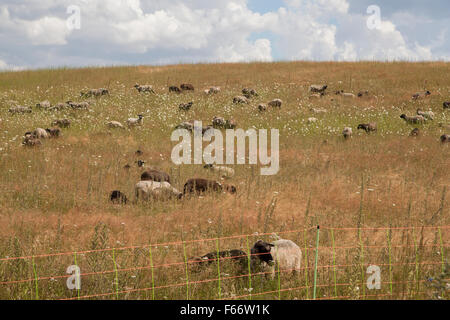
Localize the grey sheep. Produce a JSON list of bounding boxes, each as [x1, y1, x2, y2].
[[242, 88, 258, 99], [400, 114, 425, 124], [9, 106, 32, 114], [310, 84, 328, 94], [357, 123, 377, 133], [268, 99, 282, 108], [36, 100, 51, 109], [67, 101, 89, 110], [134, 84, 155, 93], [233, 96, 249, 104]]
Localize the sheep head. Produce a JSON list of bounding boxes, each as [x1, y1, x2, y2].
[[251, 240, 274, 264]]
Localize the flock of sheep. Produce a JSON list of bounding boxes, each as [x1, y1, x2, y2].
[[6, 78, 449, 278]]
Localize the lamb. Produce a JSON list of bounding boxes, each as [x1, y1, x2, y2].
[[51, 119, 71, 128], [36, 100, 51, 109], [135, 180, 183, 201], [410, 128, 420, 137], [441, 134, 450, 144], [179, 102, 193, 111], [357, 123, 377, 133], [205, 86, 221, 95], [107, 121, 125, 129], [67, 101, 89, 110], [343, 127, 353, 140], [134, 84, 155, 93], [250, 239, 302, 279], [9, 106, 32, 114], [412, 91, 431, 100], [204, 164, 235, 179], [141, 169, 171, 184], [169, 86, 182, 93], [110, 190, 128, 205], [180, 83, 195, 91], [258, 104, 267, 112], [417, 109, 435, 120], [242, 88, 258, 99], [233, 96, 249, 104], [310, 84, 328, 94], [183, 178, 236, 195], [400, 114, 425, 124], [127, 115, 144, 127], [45, 127, 61, 138], [268, 99, 282, 108], [444, 102, 450, 109]]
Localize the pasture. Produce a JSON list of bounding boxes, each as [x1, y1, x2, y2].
[[0, 61, 448, 299]]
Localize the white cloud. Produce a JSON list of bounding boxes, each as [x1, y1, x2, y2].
[[0, 0, 447, 69]]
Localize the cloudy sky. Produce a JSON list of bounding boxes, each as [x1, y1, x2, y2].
[[0, 0, 449, 70]]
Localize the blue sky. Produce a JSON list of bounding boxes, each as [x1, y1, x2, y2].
[[0, 0, 449, 70]]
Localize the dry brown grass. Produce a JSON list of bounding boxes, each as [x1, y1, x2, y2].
[[0, 61, 448, 299]]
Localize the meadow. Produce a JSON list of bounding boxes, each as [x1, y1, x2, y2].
[[0, 61, 448, 300]]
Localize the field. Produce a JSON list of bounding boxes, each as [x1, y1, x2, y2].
[[0, 61, 448, 300]]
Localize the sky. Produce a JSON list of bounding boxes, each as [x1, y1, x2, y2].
[[0, 0, 449, 70]]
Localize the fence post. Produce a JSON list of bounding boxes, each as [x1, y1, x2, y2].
[[246, 236, 252, 300], [74, 251, 80, 300], [304, 229, 309, 299], [331, 228, 337, 298], [112, 248, 119, 299], [148, 246, 155, 300], [216, 238, 221, 300], [313, 226, 320, 300], [32, 256, 39, 300], [387, 227, 393, 295], [183, 242, 190, 300]]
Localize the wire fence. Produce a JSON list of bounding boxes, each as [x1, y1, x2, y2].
[[0, 225, 448, 300]]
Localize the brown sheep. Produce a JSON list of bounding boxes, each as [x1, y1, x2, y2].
[[169, 86, 182, 93], [183, 178, 236, 195], [141, 169, 171, 184], [357, 123, 377, 133], [400, 114, 425, 124], [180, 83, 195, 91]]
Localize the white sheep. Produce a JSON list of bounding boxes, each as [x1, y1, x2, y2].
[[204, 164, 235, 179], [135, 181, 182, 201], [251, 239, 302, 279], [107, 121, 125, 129], [127, 115, 144, 127], [343, 127, 353, 139]]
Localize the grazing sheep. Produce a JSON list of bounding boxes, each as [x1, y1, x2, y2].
[[9, 106, 32, 114], [81, 88, 109, 98], [45, 127, 61, 138], [358, 90, 369, 98], [204, 164, 235, 179], [22, 136, 41, 147], [343, 127, 353, 140], [134, 84, 155, 93], [135, 180, 183, 201], [169, 86, 181, 93], [174, 121, 212, 135], [400, 114, 425, 124], [410, 128, 420, 137], [127, 115, 144, 127], [32, 128, 50, 139], [110, 190, 128, 204], [441, 134, 450, 144], [107, 121, 125, 129], [67, 101, 89, 110], [205, 86, 221, 95], [242, 88, 258, 99], [268, 99, 282, 108], [48, 102, 69, 111], [357, 123, 377, 133], [36, 100, 51, 109], [258, 103, 267, 112], [141, 169, 171, 183], [179, 102, 193, 111], [212, 117, 236, 129], [444, 102, 450, 109], [412, 91, 431, 100], [183, 178, 236, 195], [190, 249, 248, 271], [251, 239, 302, 279], [180, 83, 195, 91], [233, 96, 249, 104], [51, 119, 71, 128], [310, 84, 328, 94], [310, 107, 327, 114], [417, 109, 435, 120]]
